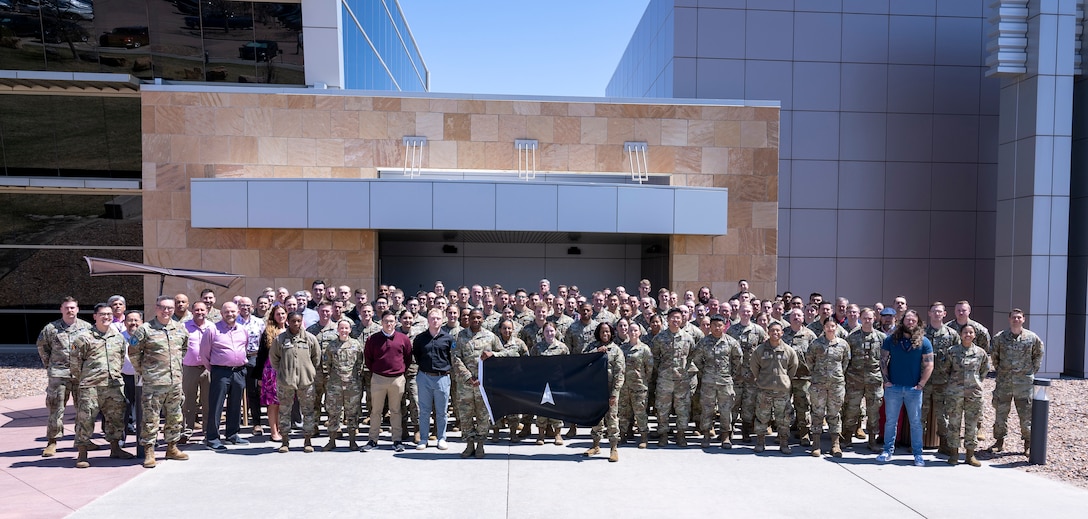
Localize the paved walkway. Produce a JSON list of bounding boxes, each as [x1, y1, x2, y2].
[[1, 394, 1085, 518]]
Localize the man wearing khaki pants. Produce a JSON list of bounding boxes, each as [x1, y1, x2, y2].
[[362, 310, 413, 453]]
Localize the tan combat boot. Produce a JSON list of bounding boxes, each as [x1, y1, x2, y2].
[[965, 449, 981, 467], [165, 442, 188, 461], [474, 439, 485, 458], [536, 430, 546, 446], [75, 446, 90, 469], [553, 431, 564, 446], [754, 434, 766, 453], [303, 435, 314, 453], [810, 432, 822, 457], [323, 430, 339, 452], [143, 445, 157, 468], [831, 436, 843, 458], [347, 429, 359, 451], [947, 448, 959, 465], [42, 439, 57, 457], [638, 433, 648, 449], [278, 437, 290, 453], [109, 440, 134, 459], [609, 439, 619, 462], [990, 438, 1004, 452], [855, 424, 867, 439], [583, 438, 601, 456], [461, 438, 476, 458], [567, 424, 577, 438]]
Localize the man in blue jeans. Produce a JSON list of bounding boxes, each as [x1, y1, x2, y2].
[[412, 308, 454, 450], [878, 309, 933, 466]]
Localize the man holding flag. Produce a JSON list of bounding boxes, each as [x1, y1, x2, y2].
[[452, 309, 513, 458]]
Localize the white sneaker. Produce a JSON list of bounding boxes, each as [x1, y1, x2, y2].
[[437, 439, 449, 450], [415, 443, 426, 450]]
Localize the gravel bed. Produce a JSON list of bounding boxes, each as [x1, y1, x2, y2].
[[2, 352, 1085, 488]]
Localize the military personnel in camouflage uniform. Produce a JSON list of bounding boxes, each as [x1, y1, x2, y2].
[[615, 318, 653, 448], [271, 312, 321, 453], [807, 301, 849, 339], [727, 303, 769, 442], [807, 318, 851, 457], [397, 310, 426, 443], [530, 321, 570, 444], [750, 321, 798, 454], [923, 302, 960, 454], [36, 297, 93, 457], [497, 318, 531, 441], [129, 296, 190, 468], [519, 304, 550, 351], [323, 321, 363, 451], [990, 309, 1044, 455], [939, 324, 990, 466], [351, 304, 380, 423], [306, 303, 339, 437], [945, 300, 992, 440], [782, 308, 817, 446], [565, 303, 599, 360], [690, 315, 743, 449], [452, 309, 512, 458], [581, 323, 626, 462], [843, 308, 886, 452], [651, 308, 696, 447], [547, 307, 575, 338], [70, 304, 134, 467]]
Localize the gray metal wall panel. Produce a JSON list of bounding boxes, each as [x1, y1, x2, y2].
[[191, 180, 248, 228], [496, 184, 558, 231], [433, 183, 495, 230], [674, 189, 730, 235], [249, 181, 306, 228], [557, 185, 618, 232], [617, 187, 674, 233], [371, 182, 433, 229], [308, 181, 370, 229]]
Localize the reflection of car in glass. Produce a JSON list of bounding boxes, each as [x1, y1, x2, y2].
[[184, 14, 253, 30], [20, 0, 94, 21], [0, 14, 42, 37], [238, 40, 279, 61], [43, 19, 88, 42], [99, 26, 149, 48]]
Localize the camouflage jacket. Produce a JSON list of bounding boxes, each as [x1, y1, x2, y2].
[[547, 313, 574, 338], [129, 318, 187, 386], [583, 341, 625, 398], [519, 320, 547, 350], [845, 328, 886, 386], [751, 341, 798, 392], [37, 317, 92, 379], [619, 339, 653, 392], [807, 335, 851, 387], [992, 328, 1044, 385], [651, 328, 695, 381], [453, 328, 511, 386], [564, 319, 599, 355], [728, 322, 769, 385], [530, 339, 569, 357], [326, 337, 364, 385], [71, 326, 126, 388], [499, 335, 529, 357], [925, 324, 961, 386], [782, 325, 817, 380], [939, 343, 990, 397], [690, 333, 743, 386], [271, 330, 320, 389], [946, 318, 991, 353], [307, 320, 339, 373]]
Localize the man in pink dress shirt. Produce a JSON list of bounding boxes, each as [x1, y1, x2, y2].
[[200, 302, 249, 450]]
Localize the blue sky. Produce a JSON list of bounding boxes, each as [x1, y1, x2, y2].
[[397, 0, 649, 97]]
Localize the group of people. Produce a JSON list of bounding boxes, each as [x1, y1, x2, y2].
[[36, 278, 1044, 469]]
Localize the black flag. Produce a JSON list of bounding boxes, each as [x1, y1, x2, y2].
[[480, 352, 608, 426]]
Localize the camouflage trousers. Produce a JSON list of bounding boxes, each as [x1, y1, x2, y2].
[[755, 389, 792, 436], [141, 384, 183, 446], [45, 376, 76, 440], [617, 388, 649, 434], [402, 373, 419, 427], [922, 382, 948, 439], [732, 383, 757, 427], [992, 382, 1032, 440], [359, 370, 372, 421], [809, 383, 845, 435], [591, 399, 620, 442], [945, 390, 983, 450], [455, 386, 491, 441], [700, 383, 735, 433], [790, 379, 810, 435], [655, 376, 691, 430], [76, 385, 125, 445], [325, 379, 362, 432], [689, 372, 701, 420], [313, 371, 326, 426], [842, 379, 883, 437], [278, 384, 315, 434]]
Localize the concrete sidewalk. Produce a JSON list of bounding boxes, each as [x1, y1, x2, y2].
[[1, 391, 1084, 518]]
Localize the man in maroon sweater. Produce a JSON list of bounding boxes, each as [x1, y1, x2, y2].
[[362, 310, 413, 452]]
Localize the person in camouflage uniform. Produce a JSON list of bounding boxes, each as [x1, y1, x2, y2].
[[652, 308, 696, 447], [727, 303, 769, 443], [990, 308, 1044, 456], [129, 295, 190, 468], [939, 324, 990, 466], [70, 304, 134, 467], [807, 318, 851, 457], [945, 300, 992, 442], [531, 321, 570, 445], [271, 312, 321, 453], [581, 323, 626, 461], [351, 303, 380, 427], [923, 302, 961, 455], [36, 296, 92, 457], [843, 308, 886, 452], [496, 318, 530, 441], [690, 315, 743, 449], [452, 309, 513, 458], [306, 302, 339, 438], [782, 308, 817, 446], [750, 321, 798, 454], [615, 318, 653, 449], [323, 320, 363, 451]]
